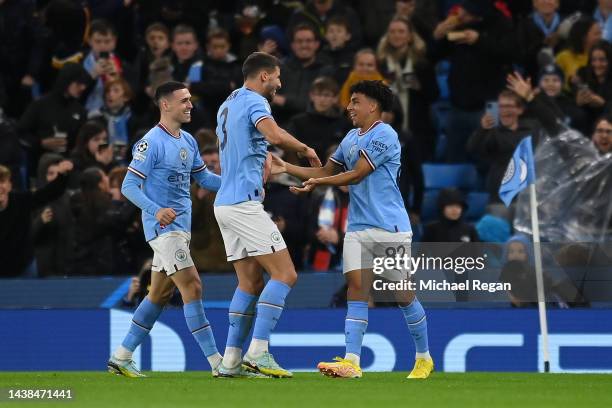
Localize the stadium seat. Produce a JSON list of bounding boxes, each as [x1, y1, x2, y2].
[[420, 190, 440, 223], [422, 163, 479, 190], [465, 192, 490, 221]]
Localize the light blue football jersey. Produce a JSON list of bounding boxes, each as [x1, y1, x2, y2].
[[330, 120, 411, 233], [127, 123, 208, 241], [214, 86, 272, 206]]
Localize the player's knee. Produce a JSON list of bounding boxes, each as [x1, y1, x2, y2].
[[283, 268, 298, 287], [189, 278, 202, 299], [242, 276, 265, 295]]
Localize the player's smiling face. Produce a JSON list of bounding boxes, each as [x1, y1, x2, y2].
[[262, 66, 282, 101], [167, 88, 193, 124], [347, 92, 375, 128]]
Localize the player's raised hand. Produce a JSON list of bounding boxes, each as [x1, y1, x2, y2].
[[156, 208, 177, 226], [300, 147, 322, 167], [269, 153, 287, 175]]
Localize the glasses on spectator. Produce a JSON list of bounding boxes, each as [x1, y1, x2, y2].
[[595, 128, 612, 136]]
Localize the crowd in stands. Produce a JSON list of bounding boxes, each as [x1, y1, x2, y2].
[[1, 0, 612, 280]]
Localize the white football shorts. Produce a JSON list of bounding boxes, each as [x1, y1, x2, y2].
[[343, 228, 412, 281], [214, 201, 287, 262], [149, 231, 194, 275]]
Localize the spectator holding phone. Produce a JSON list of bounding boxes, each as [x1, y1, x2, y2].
[[574, 40, 612, 126], [83, 20, 134, 113], [467, 72, 561, 201], [69, 121, 116, 186]]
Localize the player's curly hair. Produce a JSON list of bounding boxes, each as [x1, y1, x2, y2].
[[349, 80, 394, 112]]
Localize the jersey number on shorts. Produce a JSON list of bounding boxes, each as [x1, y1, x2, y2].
[[220, 107, 229, 151]]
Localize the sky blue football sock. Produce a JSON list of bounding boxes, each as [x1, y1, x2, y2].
[[345, 301, 369, 356], [399, 298, 429, 354], [184, 300, 219, 357], [121, 298, 163, 352], [226, 288, 257, 348], [252, 280, 291, 341]]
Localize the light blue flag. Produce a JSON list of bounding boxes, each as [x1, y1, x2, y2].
[[499, 136, 536, 207]]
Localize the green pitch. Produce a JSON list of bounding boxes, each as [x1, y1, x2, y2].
[[1, 372, 611, 408]]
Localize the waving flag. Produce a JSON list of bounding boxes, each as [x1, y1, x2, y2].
[[499, 136, 536, 207]]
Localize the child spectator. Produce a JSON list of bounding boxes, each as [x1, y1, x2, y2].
[[319, 16, 356, 86], [287, 76, 351, 164], [422, 188, 479, 243], [136, 23, 172, 100], [89, 78, 138, 161], [190, 28, 242, 123], [340, 49, 386, 108], [537, 64, 586, 132]]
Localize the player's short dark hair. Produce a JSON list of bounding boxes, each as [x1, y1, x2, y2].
[[242, 52, 280, 80], [172, 24, 197, 41], [154, 81, 187, 105], [349, 80, 394, 112], [89, 19, 116, 37]]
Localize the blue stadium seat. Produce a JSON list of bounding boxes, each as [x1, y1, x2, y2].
[[422, 163, 479, 190], [465, 192, 490, 221], [420, 190, 440, 223]]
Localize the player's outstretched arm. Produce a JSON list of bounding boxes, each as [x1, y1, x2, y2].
[[257, 118, 322, 167], [192, 168, 221, 192], [291, 156, 373, 193], [270, 153, 340, 180]]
